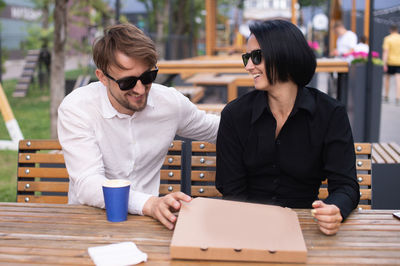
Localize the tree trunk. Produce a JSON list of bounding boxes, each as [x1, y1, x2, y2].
[[50, 0, 68, 138]]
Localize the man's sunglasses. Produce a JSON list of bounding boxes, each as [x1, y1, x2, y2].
[[242, 49, 262, 67], [104, 66, 158, 91]]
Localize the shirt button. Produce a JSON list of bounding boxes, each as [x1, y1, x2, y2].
[[272, 196, 277, 200], [271, 164, 276, 168], [276, 139, 281, 145], [273, 178, 278, 184]]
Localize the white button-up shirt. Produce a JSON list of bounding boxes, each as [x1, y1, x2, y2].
[[58, 82, 219, 215]]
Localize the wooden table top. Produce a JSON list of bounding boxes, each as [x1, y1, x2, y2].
[[157, 57, 349, 75], [1, 202, 399, 265]]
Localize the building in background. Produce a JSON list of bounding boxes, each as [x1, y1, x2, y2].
[[0, 0, 42, 58]]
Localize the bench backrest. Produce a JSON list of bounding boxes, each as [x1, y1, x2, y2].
[[17, 140, 372, 209], [189, 141, 372, 209], [17, 139, 184, 203]]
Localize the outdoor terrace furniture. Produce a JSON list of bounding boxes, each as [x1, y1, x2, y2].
[[16, 139, 372, 210], [1, 202, 399, 265], [16, 139, 183, 203], [371, 142, 400, 209]]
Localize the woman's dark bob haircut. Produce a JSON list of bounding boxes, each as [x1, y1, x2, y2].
[[249, 20, 316, 87]]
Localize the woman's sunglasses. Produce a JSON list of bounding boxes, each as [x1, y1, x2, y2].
[[104, 66, 158, 91], [242, 49, 262, 67]]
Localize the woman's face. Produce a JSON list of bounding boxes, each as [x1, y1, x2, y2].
[[245, 34, 269, 91]]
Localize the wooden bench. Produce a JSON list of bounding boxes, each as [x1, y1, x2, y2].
[[187, 141, 372, 210], [17, 139, 184, 203], [370, 142, 400, 209]]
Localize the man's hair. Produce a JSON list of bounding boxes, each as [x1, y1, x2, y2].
[[93, 23, 157, 74], [389, 24, 398, 32], [249, 19, 316, 87]]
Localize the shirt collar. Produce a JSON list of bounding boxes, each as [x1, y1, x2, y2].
[[100, 83, 155, 119], [251, 86, 317, 124]]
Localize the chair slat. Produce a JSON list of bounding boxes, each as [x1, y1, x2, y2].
[[18, 167, 69, 178], [160, 169, 181, 181], [19, 140, 62, 150], [18, 153, 65, 164], [162, 155, 181, 166], [354, 143, 371, 155], [168, 140, 182, 152], [191, 186, 222, 197], [191, 170, 216, 181], [191, 156, 216, 167], [18, 181, 69, 193], [192, 141, 216, 152], [159, 184, 181, 195], [17, 195, 68, 204], [356, 159, 371, 171]]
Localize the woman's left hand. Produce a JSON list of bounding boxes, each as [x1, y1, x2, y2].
[[311, 200, 343, 235]]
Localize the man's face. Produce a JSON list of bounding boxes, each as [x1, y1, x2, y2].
[[96, 51, 153, 115]]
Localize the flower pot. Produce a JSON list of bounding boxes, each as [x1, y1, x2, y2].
[[347, 63, 383, 142]]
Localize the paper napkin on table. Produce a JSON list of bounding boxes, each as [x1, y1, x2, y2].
[[88, 242, 147, 266]]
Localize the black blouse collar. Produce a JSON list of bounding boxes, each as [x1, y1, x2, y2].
[[251, 86, 317, 124]]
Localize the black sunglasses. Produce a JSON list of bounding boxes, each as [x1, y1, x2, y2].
[[242, 49, 262, 67], [104, 66, 158, 91]]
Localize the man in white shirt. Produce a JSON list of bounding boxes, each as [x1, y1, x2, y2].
[[331, 21, 357, 57], [57, 23, 219, 230]]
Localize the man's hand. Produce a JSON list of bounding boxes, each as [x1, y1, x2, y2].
[[143, 192, 191, 230], [311, 200, 343, 235]]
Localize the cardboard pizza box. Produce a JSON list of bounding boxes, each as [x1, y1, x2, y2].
[[170, 197, 307, 263]]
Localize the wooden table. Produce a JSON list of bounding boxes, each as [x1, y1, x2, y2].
[[1, 203, 399, 265], [158, 57, 349, 104], [157, 57, 349, 75]]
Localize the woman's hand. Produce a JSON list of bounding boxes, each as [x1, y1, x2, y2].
[[311, 200, 343, 235]]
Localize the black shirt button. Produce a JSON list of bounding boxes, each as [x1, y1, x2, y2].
[[276, 139, 281, 145], [271, 164, 276, 168], [272, 196, 277, 200]]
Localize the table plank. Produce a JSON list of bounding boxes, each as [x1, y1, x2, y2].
[[1, 203, 399, 265]]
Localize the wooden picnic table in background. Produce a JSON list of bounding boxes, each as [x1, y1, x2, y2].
[[1, 202, 399, 265], [158, 57, 349, 103]]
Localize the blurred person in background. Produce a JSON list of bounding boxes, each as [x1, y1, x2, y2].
[[382, 24, 400, 105]]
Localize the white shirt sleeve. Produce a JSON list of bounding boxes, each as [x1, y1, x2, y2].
[[58, 102, 152, 215], [174, 89, 220, 143]]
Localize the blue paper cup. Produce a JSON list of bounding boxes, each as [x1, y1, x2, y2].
[[102, 179, 131, 222]]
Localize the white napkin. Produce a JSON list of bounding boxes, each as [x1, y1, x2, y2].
[[88, 242, 148, 266]]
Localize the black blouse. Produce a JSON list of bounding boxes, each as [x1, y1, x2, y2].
[[216, 87, 360, 220]]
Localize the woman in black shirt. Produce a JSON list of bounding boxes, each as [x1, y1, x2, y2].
[[216, 20, 359, 235]]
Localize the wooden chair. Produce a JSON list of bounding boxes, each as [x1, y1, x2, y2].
[[190, 141, 221, 197], [159, 140, 184, 195], [189, 141, 372, 210], [17, 140, 68, 203], [17, 139, 184, 203]]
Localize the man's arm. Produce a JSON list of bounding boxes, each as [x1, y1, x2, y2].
[[58, 103, 154, 215], [174, 89, 220, 143]]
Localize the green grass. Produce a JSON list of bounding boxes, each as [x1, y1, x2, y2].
[[0, 70, 86, 202]]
